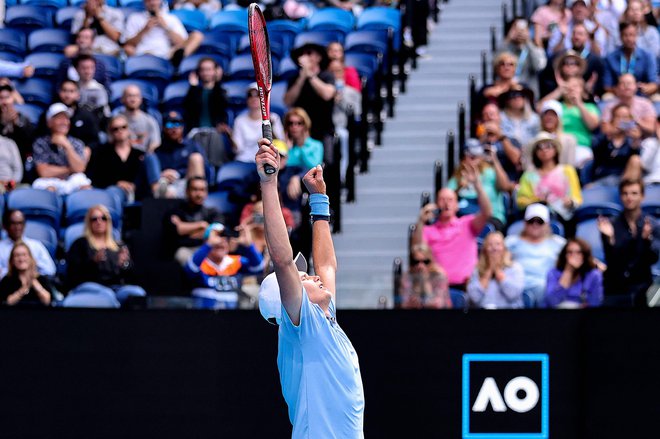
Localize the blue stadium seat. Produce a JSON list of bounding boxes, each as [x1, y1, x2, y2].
[[197, 30, 234, 57], [276, 56, 299, 81], [162, 80, 190, 112], [449, 288, 466, 309], [356, 6, 401, 51], [267, 19, 304, 54], [204, 190, 241, 227], [0, 28, 27, 56], [109, 79, 159, 109], [117, 0, 144, 8], [15, 78, 54, 108], [15, 103, 44, 125], [178, 53, 229, 79], [0, 52, 24, 63], [307, 7, 355, 35], [5, 6, 54, 34], [270, 80, 288, 119], [62, 284, 121, 308], [223, 79, 251, 113], [576, 218, 605, 262], [522, 291, 535, 309], [293, 30, 346, 49], [582, 186, 620, 205], [27, 28, 71, 53], [237, 33, 285, 60], [21, 0, 67, 9], [215, 161, 258, 199], [344, 30, 389, 73], [209, 9, 249, 53], [171, 9, 207, 32], [24, 53, 65, 80], [642, 185, 660, 218], [95, 54, 123, 81], [64, 189, 122, 228], [227, 53, 259, 81], [7, 188, 62, 229], [124, 55, 174, 93], [24, 221, 58, 259], [55, 6, 80, 30]]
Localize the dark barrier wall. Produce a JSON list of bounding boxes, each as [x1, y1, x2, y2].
[[1, 309, 658, 438]]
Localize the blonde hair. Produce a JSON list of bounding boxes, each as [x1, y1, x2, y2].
[[493, 52, 517, 71], [284, 107, 312, 135], [8, 241, 38, 278], [410, 243, 442, 274], [477, 232, 513, 277], [83, 204, 118, 251]]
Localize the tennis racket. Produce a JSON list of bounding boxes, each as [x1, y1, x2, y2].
[[248, 3, 276, 174]]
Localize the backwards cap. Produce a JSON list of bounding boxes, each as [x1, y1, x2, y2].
[[259, 253, 308, 325]]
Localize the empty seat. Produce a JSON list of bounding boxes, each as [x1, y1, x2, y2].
[[24, 221, 58, 259], [356, 6, 401, 50], [21, 0, 67, 10], [5, 6, 54, 34], [204, 190, 241, 228], [15, 78, 54, 108], [307, 7, 355, 35], [7, 188, 62, 229], [0, 52, 24, 63], [197, 30, 234, 57], [575, 219, 605, 262], [62, 285, 121, 308], [14, 103, 44, 125], [237, 33, 285, 60], [162, 80, 190, 111], [209, 9, 248, 52], [55, 6, 80, 30], [65, 189, 122, 228], [449, 288, 466, 309], [0, 28, 27, 56], [95, 54, 123, 81], [222, 79, 251, 113], [24, 53, 65, 80], [292, 30, 345, 49], [270, 80, 288, 119], [267, 19, 304, 54], [171, 9, 207, 32], [27, 28, 71, 53], [275, 56, 299, 82], [227, 53, 258, 81], [124, 55, 174, 93]]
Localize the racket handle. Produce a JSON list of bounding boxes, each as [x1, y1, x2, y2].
[[262, 122, 277, 175]]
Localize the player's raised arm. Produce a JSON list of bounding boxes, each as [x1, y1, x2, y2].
[[256, 138, 303, 325], [302, 165, 336, 299]]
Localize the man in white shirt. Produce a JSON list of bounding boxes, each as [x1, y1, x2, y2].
[[123, 0, 202, 63], [0, 210, 56, 278], [71, 0, 124, 56]]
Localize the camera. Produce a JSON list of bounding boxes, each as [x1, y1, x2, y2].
[[618, 120, 636, 131], [253, 213, 265, 225], [425, 208, 440, 226], [149, 9, 156, 17]]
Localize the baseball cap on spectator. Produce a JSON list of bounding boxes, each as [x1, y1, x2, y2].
[[164, 111, 184, 128], [568, 0, 590, 7], [524, 203, 550, 224], [463, 138, 484, 157], [246, 82, 259, 95], [259, 253, 308, 325], [497, 85, 534, 108], [46, 103, 72, 121], [272, 139, 288, 157], [540, 100, 563, 118]]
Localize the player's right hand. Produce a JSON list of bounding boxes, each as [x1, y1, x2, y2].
[[302, 165, 326, 195], [255, 138, 279, 182]]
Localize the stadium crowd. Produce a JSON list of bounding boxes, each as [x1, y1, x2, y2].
[[0, 0, 658, 309]]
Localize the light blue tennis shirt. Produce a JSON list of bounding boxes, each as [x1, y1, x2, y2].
[[278, 288, 365, 439]]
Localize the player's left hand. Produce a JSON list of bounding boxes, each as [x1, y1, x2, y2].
[[302, 165, 326, 195]]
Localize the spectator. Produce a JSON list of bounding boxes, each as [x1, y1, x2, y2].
[[623, 0, 660, 58], [0, 59, 34, 79], [326, 42, 361, 92], [0, 83, 35, 164], [640, 134, 660, 185], [477, 103, 524, 181], [0, 242, 53, 307], [182, 57, 231, 168], [531, 0, 572, 48], [281, 108, 324, 207], [398, 243, 451, 309], [184, 222, 264, 308], [590, 103, 644, 186], [498, 85, 540, 148], [233, 83, 285, 164], [505, 203, 566, 306], [600, 74, 657, 137], [240, 197, 296, 268], [539, 46, 600, 102], [476, 52, 521, 113], [467, 231, 525, 309], [123, 0, 203, 65], [0, 209, 56, 278], [598, 178, 659, 307], [498, 17, 547, 97], [0, 133, 22, 190], [545, 237, 603, 308], [119, 85, 161, 153], [413, 164, 493, 288], [447, 139, 514, 230], [602, 22, 658, 98], [173, 0, 221, 21], [37, 80, 101, 151], [542, 76, 600, 164], [58, 29, 111, 88], [31, 103, 91, 195], [145, 111, 206, 198], [284, 41, 336, 143], [537, 100, 578, 166], [87, 115, 145, 204], [70, 0, 124, 56], [167, 176, 224, 266], [547, 0, 607, 56], [66, 205, 146, 302], [74, 54, 111, 125], [518, 132, 582, 220]]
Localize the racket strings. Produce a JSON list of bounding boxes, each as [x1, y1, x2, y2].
[[251, 29, 272, 88]]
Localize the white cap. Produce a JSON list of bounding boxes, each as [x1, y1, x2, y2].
[[540, 100, 563, 117], [524, 203, 550, 223], [46, 103, 71, 121], [259, 253, 308, 325], [568, 0, 590, 6]]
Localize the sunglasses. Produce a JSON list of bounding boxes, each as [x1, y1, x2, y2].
[[90, 215, 108, 222], [287, 120, 304, 127], [247, 91, 259, 98], [413, 258, 432, 265], [165, 122, 183, 129], [536, 142, 555, 150], [563, 59, 580, 66], [526, 218, 545, 225], [110, 125, 128, 132], [566, 249, 583, 255]]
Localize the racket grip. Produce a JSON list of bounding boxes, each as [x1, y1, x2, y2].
[[262, 123, 277, 175]]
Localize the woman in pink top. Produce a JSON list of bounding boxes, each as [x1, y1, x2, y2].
[[531, 0, 572, 48]]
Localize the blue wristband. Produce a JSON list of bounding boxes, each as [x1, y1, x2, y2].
[[309, 193, 330, 217]]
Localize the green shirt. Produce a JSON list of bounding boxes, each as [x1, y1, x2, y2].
[[447, 166, 505, 224], [561, 102, 599, 148]]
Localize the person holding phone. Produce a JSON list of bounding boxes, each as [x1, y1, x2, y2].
[[255, 138, 365, 437]]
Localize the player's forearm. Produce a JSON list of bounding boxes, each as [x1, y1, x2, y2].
[[261, 180, 293, 267], [312, 219, 337, 274]]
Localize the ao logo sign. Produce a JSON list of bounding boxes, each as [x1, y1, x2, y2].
[[462, 354, 549, 439]]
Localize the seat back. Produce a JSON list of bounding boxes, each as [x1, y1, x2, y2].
[[171, 9, 208, 32], [162, 80, 190, 112], [5, 6, 53, 34], [0, 28, 27, 56], [55, 6, 80, 29], [449, 288, 466, 309], [307, 7, 355, 35], [64, 189, 122, 228], [96, 54, 123, 81], [576, 219, 605, 262], [62, 285, 120, 308], [293, 30, 345, 49], [14, 103, 44, 125], [109, 79, 159, 108], [16, 78, 55, 108], [27, 28, 70, 53], [24, 221, 58, 259], [7, 188, 62, 228], [24, 53, 66, 80]]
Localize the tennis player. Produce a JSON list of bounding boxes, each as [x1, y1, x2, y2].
[[255, 138, 365, 438]]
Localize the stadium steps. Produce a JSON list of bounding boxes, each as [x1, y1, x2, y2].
[[332, 0, 503, 309]]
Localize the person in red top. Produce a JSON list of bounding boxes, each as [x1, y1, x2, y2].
[[326, 42, 361, 92]]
